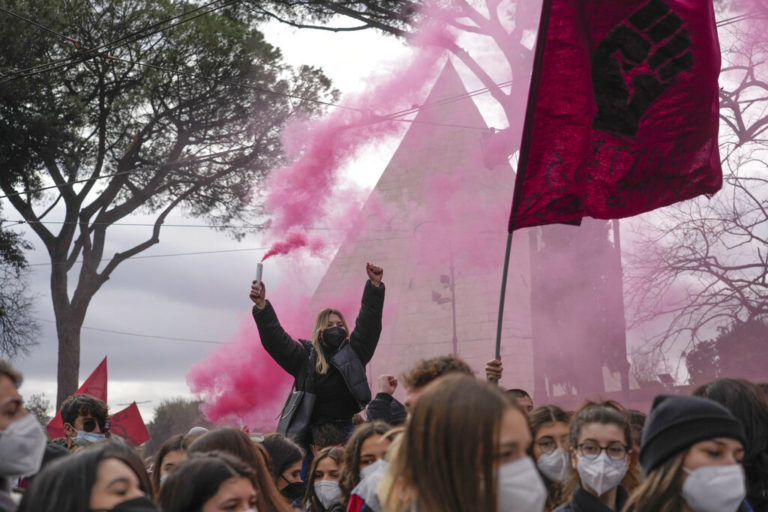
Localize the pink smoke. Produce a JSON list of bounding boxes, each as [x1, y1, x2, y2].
[[260, 18, 457, 261], [187, 292, 310, 429], [261, 229, 325, 262]]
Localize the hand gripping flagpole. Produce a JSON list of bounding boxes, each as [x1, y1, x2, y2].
[[495, 0, 552, 360]]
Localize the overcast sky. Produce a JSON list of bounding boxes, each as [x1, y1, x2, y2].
[[3, 19, 424, 422]]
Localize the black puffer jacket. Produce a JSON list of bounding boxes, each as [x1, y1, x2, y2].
[[253, 280, 385, 426]]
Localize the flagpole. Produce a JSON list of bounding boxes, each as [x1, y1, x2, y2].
[[495, 231, 514, 359], [494, 0, 552, 361]]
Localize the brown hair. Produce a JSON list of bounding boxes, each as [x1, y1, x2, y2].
[[621, 452, 686, 512], [188, 428, 291, 512], [564, 401, 639, 499], [383, 374, 525, 512], [60, 394, 109, 432], [400, 355, 473, 391], [159, 451, 258, 512], [302, 446, 344, 511], [311, 308, 350, 374], [151, 434, 190, 497], [0, 360, 22, 387], [339, 421, 391, 500], [529, 405, 571, 511]]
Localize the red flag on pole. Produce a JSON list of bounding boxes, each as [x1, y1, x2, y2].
[[109, 402, 150, 446], [46, 357, 108, 439], [508, 0, 722, 230]]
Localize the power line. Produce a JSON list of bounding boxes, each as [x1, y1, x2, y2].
[[108, 55, 362, 112], [0, 0, 233, 81], [0, 5, 79, 44], [0, 0, 238, 85], [1, 218, 341, 231], [26, 246, 268, 267], [0, 146, 250, 200], [0, 1, 517, 116], [38, 318, 224, 345]]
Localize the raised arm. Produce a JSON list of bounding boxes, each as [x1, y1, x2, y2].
[[349, 264, 385, 364], [250, 281, 307, 377]]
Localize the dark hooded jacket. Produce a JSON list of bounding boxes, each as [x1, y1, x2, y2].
[[253, 280, 384, 427]]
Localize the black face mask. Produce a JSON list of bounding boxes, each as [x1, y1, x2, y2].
[[282, 481, 306, 502], [92, 496, 160, 512], [322, 326, 346, 349]]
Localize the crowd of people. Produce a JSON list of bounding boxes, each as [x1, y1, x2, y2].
[[1, 264, 767, 512]]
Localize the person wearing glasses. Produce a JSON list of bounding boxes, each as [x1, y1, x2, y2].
[[530, 405, 572, 511], [554, 401, 637, 512], [59, 394, 110, 451]]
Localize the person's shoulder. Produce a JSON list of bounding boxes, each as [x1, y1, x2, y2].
[[552, 502, 574, 512]]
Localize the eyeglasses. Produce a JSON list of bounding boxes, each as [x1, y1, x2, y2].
[[576, 441, 628, 460], [534, 434, 569, 454]]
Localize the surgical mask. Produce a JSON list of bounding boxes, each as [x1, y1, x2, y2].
[[681, 465, 746, 512], [0, 413, 47, 477], [497, 457, 547, 512], [322, 327, 346, 349], [576, 452, 627, 496], [537, 448, 570, 482], [360, 458, 386, 481], [92, 495, 159, 512], [314, 480, 342, 508], [77, 430, 107, 443]]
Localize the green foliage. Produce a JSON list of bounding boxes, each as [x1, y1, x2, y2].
[[145, 397, 212, 456], [686, 319, 768, 385], [0, 0, 335, 399], [685, 340, 720, 387], [0, 207, 37, 357], [26, 392, 53, 427]]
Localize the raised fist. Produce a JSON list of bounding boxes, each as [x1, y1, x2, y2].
[[366, 262, 383, 287], [591, 0, 693, 136]]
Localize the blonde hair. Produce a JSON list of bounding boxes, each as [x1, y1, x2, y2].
[[311, 308, 350, 374]]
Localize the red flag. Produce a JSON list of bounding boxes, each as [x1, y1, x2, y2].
[[508, 0, 722, 230], [46, 357, 108, 439], [78, 357, 108, 402], [109, 402, 150, 446]]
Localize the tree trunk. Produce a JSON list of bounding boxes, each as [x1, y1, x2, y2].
[[55, 313, 82, 409]]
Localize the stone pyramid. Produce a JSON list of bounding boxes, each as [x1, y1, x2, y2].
[[308, 60, 534, 392]]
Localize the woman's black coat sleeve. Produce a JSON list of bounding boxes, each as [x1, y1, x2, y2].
[[349, 280, 385, 365], [252, 301, 308, 378]]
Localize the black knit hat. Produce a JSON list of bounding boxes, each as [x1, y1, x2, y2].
[[639, 394, 746, 473]]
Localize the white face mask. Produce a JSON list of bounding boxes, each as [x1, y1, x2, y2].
[[314, 480, 342, 509], [360, 458, 386, 481], [497, 457, 547, 512], [0, 413, 47, 477], [537, 448, 570, 482], [682, 465, 746, 512], [76, 430, 107, 443], [576, 452, 627, 496]]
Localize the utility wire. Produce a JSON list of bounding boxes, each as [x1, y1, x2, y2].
[[0, 0, 232, 80], [26, 246, 268, 267], [38, 319, 224, 345], [1, 218, 343, 231], [0, 1, 514, 116], [0, 0, 238, 85], [0, 146, 250, 200]]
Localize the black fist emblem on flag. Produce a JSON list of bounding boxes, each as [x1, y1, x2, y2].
[[591, 0, 694, 136]]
